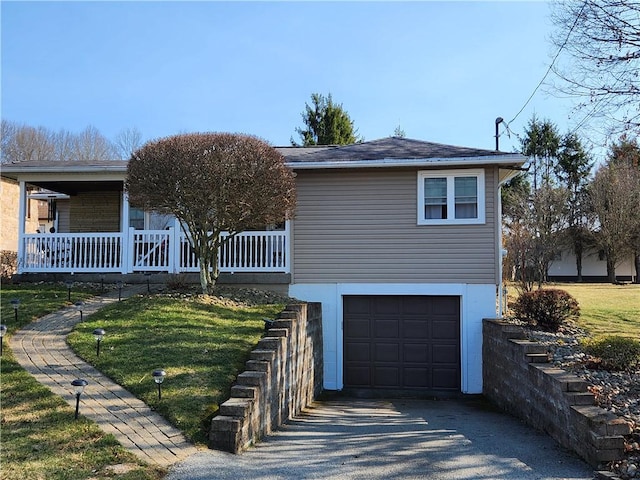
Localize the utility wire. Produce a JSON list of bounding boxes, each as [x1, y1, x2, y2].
[[507, 0, 588, 126]]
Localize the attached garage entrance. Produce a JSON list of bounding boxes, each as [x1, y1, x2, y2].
[[343, 295, 461, 393]]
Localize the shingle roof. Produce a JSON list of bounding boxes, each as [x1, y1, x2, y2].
[[1, 137, 525, 176], [279, 137, 516, 164]]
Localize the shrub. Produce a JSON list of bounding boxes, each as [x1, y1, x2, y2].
[[581, 336, 640, 371], [512, 288, 580, 332], [165, 273, 191, 292]]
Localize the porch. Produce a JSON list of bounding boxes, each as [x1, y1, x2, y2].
[[18, 227, 290, 275]]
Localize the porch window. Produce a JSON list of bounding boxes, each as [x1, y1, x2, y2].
[[130, 208, 173, 230], [417, 169, 485, 225], [129, 208, 145, 230]]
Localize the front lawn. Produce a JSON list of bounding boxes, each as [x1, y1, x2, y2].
[[1, 282, 285, 479], [67, 294, 283, 445], [511, 282, 640, 338], [1, 282, 165, 480]]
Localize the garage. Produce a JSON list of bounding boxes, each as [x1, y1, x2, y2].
[[343, 295, 461, 393]]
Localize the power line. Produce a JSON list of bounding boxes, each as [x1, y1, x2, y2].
[[507, 0, 587, 126]]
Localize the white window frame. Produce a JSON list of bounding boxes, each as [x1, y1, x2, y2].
[[417, 169, 485, 225]]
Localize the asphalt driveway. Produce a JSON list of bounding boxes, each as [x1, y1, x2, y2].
[[166, 397, 595, 480]]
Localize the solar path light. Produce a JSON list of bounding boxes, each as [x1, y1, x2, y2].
[[0, 324, 7, 356], [71, 378, 88, 419], [65, 280, 73, 301], [116, 280, 123, 301], [93, 328, 105, 356], [10, 298, 20, 323], [152, 369, 166, 400], [75, 301, 85, 322]]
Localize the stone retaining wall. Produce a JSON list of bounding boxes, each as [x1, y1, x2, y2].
[[483, 319, 630, 467], [209, 302, 323, 453]]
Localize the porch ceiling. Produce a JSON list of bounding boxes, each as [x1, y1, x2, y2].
[[27, 180, 123, 196]]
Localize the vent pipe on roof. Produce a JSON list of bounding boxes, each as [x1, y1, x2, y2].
[[495, 117, 504, 151]]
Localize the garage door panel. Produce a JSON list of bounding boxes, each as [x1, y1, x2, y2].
[[403, 320, 429, 339], [432, 297, 459, 315], [343, 295, 461, 392], [433, 368, 460, 389], [374, 367, 400, 386], [346, 343, 371, 361], [344, 296, 372, 314], [433, 344, 459, 364], [374, 296, 401, 314], [346, 318, 370, 338], [403, 367, 430, 388], [374, 319, 399, 338], [374, 343, 399, 362], [345, 366, 371, 386], [403, 344, 430, 363], [401, 296, 430, 314], [432, 321, 459, 339]]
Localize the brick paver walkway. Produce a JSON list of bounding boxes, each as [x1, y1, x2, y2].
[[10, 286, 199, 467]]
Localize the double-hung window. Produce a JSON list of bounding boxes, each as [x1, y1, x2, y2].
[[417, 169, 485, 225]]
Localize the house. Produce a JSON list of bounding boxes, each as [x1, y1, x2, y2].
[[0, 137, 526, 395], [548, 248, 637, 283], [0, 177, 50, 276]]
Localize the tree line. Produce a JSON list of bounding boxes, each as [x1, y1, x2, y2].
[[503, 116, 640, 288], [0, 120, 142, 163]]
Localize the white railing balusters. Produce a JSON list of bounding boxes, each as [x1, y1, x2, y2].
[[19, 228, 288, 274]]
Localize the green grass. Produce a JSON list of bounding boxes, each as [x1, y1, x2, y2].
[[1, 283, 165, 480], [549, 283, 640, 338], [67, 294, 283, 445], [1, 282, 97, 334]]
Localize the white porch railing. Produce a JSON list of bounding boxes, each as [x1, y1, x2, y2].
[[22, 233, 124, 273], [19, 228, 289, 274]]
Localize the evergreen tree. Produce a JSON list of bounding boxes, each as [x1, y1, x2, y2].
[[292, 93, 362, 146]]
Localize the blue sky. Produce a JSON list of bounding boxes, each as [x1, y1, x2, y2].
[[1, 1, 578, 153]]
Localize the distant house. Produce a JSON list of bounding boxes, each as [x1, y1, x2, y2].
[[548, 248, 636, 283], [1, 137, 526, 395]]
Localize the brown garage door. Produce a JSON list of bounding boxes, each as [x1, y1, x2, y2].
[[343, 295, 460, 392]]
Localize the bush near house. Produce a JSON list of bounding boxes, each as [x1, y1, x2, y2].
[[512, 288, 580, 332], [581, 335, 640, 371]]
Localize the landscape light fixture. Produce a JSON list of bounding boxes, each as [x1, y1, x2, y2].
[[144, 272, 151, 293], [75, 301, 85, 322], [152, 369, 166, 400], [263, 317, 275, 331], [10, 298, 20, 323], [100, 274, 105, 293], [116, 280, 123, 301], [0, 324, 7, 356], [71, 378, 88, 419], [65, 280, 73, 301], [92, 328, 105, 356]]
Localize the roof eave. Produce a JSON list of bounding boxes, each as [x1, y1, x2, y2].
[[286, 154, 526, 170]]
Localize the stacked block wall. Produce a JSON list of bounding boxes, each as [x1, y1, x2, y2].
[[210, 302, 323, 453], [483, 319, 630, 467]]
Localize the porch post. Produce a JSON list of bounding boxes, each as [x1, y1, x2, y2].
[[172, 218, 181, 274], [284, 219, 291, 274], [121, 191, 131, 274], [16, 181, 27, 274]]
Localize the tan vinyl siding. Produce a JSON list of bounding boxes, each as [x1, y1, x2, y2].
[[292, 167, 498, 284], [57, 200, 71, 232], [69, 191, 121, 233]]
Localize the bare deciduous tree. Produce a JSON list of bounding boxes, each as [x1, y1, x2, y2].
[[114, 127, 143, 160], [589, 158, 640, 283], [126, 133, 297, 294], [1, 120, 55, 163], [550, 0, 640, 134], [72, 125, 117, 162], [1, 120, 124, 163]]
